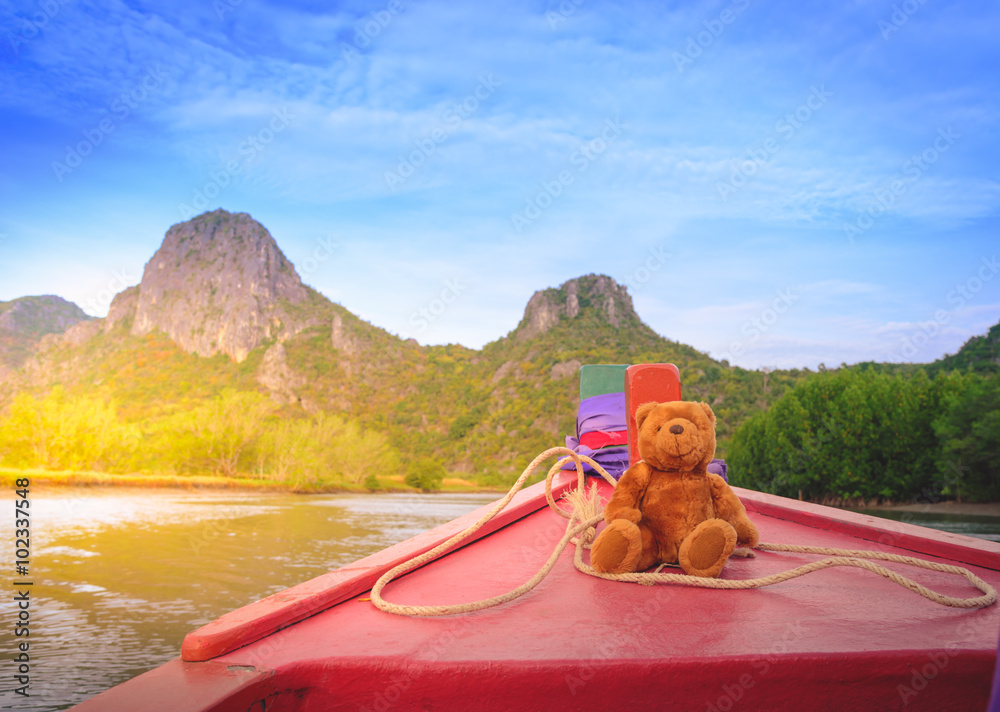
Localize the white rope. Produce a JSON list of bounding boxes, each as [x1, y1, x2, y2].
[[369, 448, 997, 615]]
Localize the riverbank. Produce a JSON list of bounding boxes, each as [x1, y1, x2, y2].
[[858, 500, 1000, 517], [0, 467, 504, 494], [8, 468, 997, 511]]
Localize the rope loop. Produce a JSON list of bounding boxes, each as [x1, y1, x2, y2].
[[369, 447, 997, 616]]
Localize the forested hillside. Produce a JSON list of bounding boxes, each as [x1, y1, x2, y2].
[[729, 340, 1000, 503], [0, 210, 995, 499], [0, 270, 809, 488], [0, 212, 813, 489]]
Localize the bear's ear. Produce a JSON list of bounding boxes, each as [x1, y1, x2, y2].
[[635, 401, 659, 430], [698, 401, 716, 426]]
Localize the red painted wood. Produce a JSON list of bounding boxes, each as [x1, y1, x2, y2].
[[179, 470, 581, 662], [74, 479, 1000, 712], [70, 659, 285, 712], [738, 487, 1000, 571], [624, 363, 682, 465]]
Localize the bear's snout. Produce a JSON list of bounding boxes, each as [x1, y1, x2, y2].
[[669, 424, 684, 435]]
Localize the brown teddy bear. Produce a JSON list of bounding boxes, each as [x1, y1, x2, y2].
[[590, 400, 759, 578]]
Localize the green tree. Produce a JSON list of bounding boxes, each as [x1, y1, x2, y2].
[[255, 412, 401, 488], [730, 369, 940, 503], [188, 389, 274, 476], [405, 458, 445, 491], [933, 372, 1000, 501], [0, 387, 137, 471], [334, 417, 401, 485]]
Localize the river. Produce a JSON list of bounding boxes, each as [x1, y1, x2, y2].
[[3, 487, 1000, 711], [849, 507, 1000, 542], [0, 487, 500, 711]]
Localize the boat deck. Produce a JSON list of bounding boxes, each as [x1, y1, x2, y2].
[[73, 473, 1000, 711]]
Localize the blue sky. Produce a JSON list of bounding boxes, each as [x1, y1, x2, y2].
[[1, 0, 998, 369]]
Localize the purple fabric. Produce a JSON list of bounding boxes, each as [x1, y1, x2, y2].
[[562, 436, 630, 479], [562, 392, 631, 479], [576, 392, 627, 438], [708, 459, 727, 480]]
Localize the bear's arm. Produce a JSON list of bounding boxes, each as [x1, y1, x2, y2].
[[708, 474, 759, 547], [603, 461, 652, 525]]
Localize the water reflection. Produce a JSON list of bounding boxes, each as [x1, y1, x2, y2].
[[0, 488, 499, 711], [850, 508, 1000, 542]]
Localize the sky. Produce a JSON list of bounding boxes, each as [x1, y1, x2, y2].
[[1, 0, 998, 370]]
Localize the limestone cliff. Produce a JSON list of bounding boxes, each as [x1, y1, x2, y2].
[[514, 274, 640, 342], [106, 209, 309, 362]]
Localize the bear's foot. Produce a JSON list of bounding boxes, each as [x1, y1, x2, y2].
[[678, 519, 737, 578], [590, 519, 643, 574]]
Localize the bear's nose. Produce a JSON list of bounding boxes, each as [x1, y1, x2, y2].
[[669, 424, 684, 435]]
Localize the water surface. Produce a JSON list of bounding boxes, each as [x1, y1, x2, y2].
[[0, 487, 499, 711], [850, 508, 1000, 542]]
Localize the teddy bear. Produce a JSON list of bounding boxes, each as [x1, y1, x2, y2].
[[589, 400, 759, 578]]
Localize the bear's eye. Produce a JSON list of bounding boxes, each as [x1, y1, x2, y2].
[[656, 426, 661, 432]]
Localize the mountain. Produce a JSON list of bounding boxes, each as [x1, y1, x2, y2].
[[105, 209, 312, 362], [929, 321, 1000, 375], [512, 274, 647, 341], [5, 212, 994, 490], [0, 295, 93, 371], [0, 211, 813, 481]]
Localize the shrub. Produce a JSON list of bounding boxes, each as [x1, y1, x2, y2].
[[405, 458, 445, 491]]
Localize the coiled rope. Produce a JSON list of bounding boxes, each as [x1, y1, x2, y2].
[[370, 447, 997, 616]]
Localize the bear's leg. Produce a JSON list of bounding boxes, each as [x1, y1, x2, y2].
[[590, 519, 643, 574], [634, 522, 660, 572], [678, 519, 737, 578]]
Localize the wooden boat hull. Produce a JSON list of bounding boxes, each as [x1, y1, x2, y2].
[[71, 471, 1000, 711]]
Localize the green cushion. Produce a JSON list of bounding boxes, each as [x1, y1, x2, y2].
[[579, 364, 630, 400]]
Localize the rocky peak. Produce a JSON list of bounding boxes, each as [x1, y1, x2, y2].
[[0, 295, 93, 368], [515, 274, 637, 341], [0, 295, 91, 335], [106, 209, 308, 362]]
